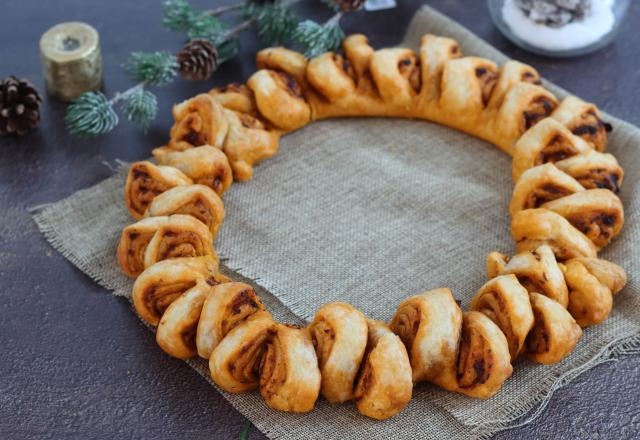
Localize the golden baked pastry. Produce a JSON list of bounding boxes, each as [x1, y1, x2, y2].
[[117, 215, 215, 278], [542, 189, 624, 249], [143, 184, 225, 237], [124, 161, 192, 220], [353, 320, 412, 419], [509, 163, 585, 215], [390, 288, 512, 399], [196, 282, 268, 359], [209, 83, 257, 114], [259, 324, 322, 413], [169, 93, 229, 150], [152, 145, 233, 195], [209, 311, 276, 393], [551, 96, 611, 152], [247, 69, 311, 131], [390, 288, 462, 384], [526, 292, 582, 364], [308, 302, 368, 404], [453, 311, 513, 398], [512, 208, 597, 260], [562, 257, 627, 327], [156, 279, 213, 359], [486, 245, 568, 307], [511, 118, 592, 182], [123, 32, 629, 418], [132, 256, 224, 326], [222, 109, 280, 181], [470, 275, 534, 360], [554, 150, 623, 193]]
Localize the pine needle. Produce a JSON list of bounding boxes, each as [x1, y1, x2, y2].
[[125, 52, 179, 86], [65, 92, 118, 137], [292, 14, 345, 58], [120, 88, 158, 132]]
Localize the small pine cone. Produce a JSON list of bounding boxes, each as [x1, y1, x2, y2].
[[334, 0, 365, 12], [177, 39, 218, 81], [0, 76, 42, 136]]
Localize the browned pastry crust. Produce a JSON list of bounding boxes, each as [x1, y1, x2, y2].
[[222, 109, 281, 181], [143, 184, 225, 238], [453, 311, 513, 398], [353, 320, 413, 419], [209, 83, 257, 115], [308, 302, 368, 404], [209, 311, 276, 393], [509, 163, 585, 216], [259, 324, 321, 413], [169, 93, 229, 150], [247, 69, 311, 131], [542, 189, 624, 249], [124, 161, 192, 220], [511, 208, 597, 261], [152, 145, 233, 195], [511, 118, 592, 182], [561, 258, 627, 327], [486, 245, 568, 307], [390, 288, 462, 384], [156, 280, 214, 359], [526, 292, 582, 364], [196, 282, 268, 359], [132, 256, 224, 326], [117, 214, 215, 278], [470, 275, 534, 360], [554, 150, 623, 193], [551, 96, 611, 152]]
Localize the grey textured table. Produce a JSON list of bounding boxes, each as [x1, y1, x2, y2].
[[1, 1, 639, 439]]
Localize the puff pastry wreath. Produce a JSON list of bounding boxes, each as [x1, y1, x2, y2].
[[117, 33, 628, 420]]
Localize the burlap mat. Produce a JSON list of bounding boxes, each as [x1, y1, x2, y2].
[[31, 6, 640, 440]]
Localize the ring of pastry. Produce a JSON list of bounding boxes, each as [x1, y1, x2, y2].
[[119, 33, 628, 420]]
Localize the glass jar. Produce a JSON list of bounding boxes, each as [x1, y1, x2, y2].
[[487, 0, 630, 57]]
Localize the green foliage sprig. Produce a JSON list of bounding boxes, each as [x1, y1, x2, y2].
[[65, 0, 366, 138]]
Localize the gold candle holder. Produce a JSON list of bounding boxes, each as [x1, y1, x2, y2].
[[39, 22, 103, 102]]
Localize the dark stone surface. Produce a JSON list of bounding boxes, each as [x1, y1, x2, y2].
[[1, 1, 639, 439]]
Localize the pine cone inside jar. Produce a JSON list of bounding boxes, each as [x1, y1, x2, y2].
[[177, 39, 218, 81], [0, 76, 42, 136], [333, 0, 366, 12]]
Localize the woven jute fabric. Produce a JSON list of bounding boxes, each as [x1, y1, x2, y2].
[[31, 6, 640, 439]]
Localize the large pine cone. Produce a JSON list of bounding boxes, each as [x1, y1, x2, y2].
[[334, 0, 365, 12], [177, 39, 218, 81], [0, 76, 42, 136]]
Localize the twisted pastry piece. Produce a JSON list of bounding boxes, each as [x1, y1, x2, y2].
[[132, 256, 226, 326], [143, 184, 225, 237], [390, 288, 512, 399], [308, 302, 368, 404], [153, 145, 233, 195], [169, 94, 229, 150], [197, 282, 268, 359], [512, 208, 597, 260], [542, 189, 624, 249], [487, 245, 568, 307], [526, 292, 582, 364], [124, 161, 192, 220], [117, 215, 215, 277], [259, 324, 322, 413], [209, 83, 257, 114], [562, 257, 627, 327], [470, 275, 534, 359], [353, 320, 413, 420], [554, 151, 623, 193], [551, 96, 612, 152], [511, 118, 592, 182], [210, 310, 276, 393], [509, 163, 585, 215]]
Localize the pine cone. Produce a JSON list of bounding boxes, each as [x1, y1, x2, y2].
[[0, 76, 42, 136], [333, 0, 365, 12], [177, 39, 218, 81]]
